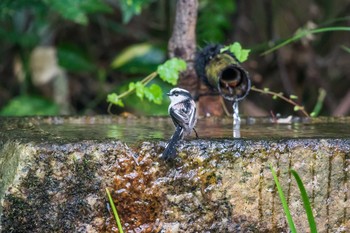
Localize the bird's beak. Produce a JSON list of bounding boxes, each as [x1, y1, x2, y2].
[[166, 92, 171, 96]]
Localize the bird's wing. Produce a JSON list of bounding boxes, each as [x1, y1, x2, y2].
[[170, 99, 197, 131], [169, 107, 189, 128], [187, 99, 197, 129]]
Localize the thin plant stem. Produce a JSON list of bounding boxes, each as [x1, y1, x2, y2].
[[262, 27, 350, 55], [341, 45, 350, 53], [220, 97, 230, 116], [107, 71, 158, 114], [141, 71, 158, 85], [106, 188, 124, 233], [119, 71, 157, 99], [251, 86, 310, 117], [107, 102, 113, 115], [310, 88, 326, 117]]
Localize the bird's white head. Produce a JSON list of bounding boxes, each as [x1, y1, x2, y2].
[[167, 88, 192, 104]]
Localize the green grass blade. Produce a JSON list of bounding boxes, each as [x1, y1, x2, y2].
[[310, 88, 326, 117], [106, 188, 124, 233], [341, 45, 350, 53], [290, 170, 318, 233], [270, 165, 297, 233], [262, 26, 350, 55]]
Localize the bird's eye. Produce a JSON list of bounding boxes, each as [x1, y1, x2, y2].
[[174, 91, 179, 96]]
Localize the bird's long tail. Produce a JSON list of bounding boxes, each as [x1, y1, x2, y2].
[[161, 126, 183, 160]]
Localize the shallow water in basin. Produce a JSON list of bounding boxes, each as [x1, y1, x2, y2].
[[1, 116, 350, 144]]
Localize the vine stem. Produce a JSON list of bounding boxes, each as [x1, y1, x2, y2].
[[119, 71, 157, 99], [251, 86, 310, 117], [107, 71, 158, 114], [262, 26, 350, 55]]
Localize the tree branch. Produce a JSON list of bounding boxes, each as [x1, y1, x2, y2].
[[168, 0, 199, 95]]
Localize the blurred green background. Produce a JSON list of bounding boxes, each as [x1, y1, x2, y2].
[[0, 0, 349, 116]]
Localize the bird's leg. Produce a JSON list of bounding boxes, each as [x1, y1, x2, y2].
[[193, 128, 199, 138]]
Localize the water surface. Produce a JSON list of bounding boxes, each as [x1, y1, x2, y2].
[[1, 116, 350, 144]]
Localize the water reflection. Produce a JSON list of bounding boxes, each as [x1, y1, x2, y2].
[[1, 116, 350, 144]]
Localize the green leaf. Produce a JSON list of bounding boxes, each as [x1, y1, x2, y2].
[[290, 170, 318, 233], [57, 47, 96, 72], [45, 0, 88, 25], [0, 95, 59, 116], [128, 82, 135, 90], [111, 43, 153, 69], [81, 0, 112, 13], [157, 58, 186, 85], [114, 78, 170, 115], [107, 93, 124, 107], [197, 0, 236, 43], [294, 106, 300, 111], [144, 84, 163, 104], [0, 0, 46, 19], [118, 0, 152, 23], [134, 82, 145, 100], [110, 44, 166, 75], [221, 42, 250, 62], [45, 0, 111, 25], [0, 27, 39, 48], [270, 165, 297, 233], [290, 95, 298, 100]]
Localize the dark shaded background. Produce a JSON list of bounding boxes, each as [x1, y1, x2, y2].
[[0, 0, 349, 116]]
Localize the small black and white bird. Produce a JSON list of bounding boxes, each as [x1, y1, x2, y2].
[[161, 87, 198, 160]]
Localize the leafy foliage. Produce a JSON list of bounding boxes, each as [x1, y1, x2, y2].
[[0, 0, 348, 116], [129, 82, 163, 104], [107, 93, 124, 107], [129, 81, 146, 100], [118, 0, 153, 23], [197, 0, 236, 43], [0, 0, 47, 20], [0, 95, 59, 116], [57, 46, 97, 72], [43, 0, 112, 25], [107, 58, 186, 110], [144, 84, 163, 104], [157, 58, 187, 85], [250, 86, 310, 117], [221, 42, 251, 63]]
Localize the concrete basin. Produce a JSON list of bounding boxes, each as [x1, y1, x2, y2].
[[0, 116, 349, 232]]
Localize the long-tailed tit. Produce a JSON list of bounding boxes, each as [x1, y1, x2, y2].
[[161, 87, 198, 160]]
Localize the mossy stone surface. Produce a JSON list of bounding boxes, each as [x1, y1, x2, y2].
[[0, 116, 350, 232]]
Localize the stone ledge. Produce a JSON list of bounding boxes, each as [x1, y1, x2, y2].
[[1, 116, 350, 232], [0, 136, 349, 232]]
